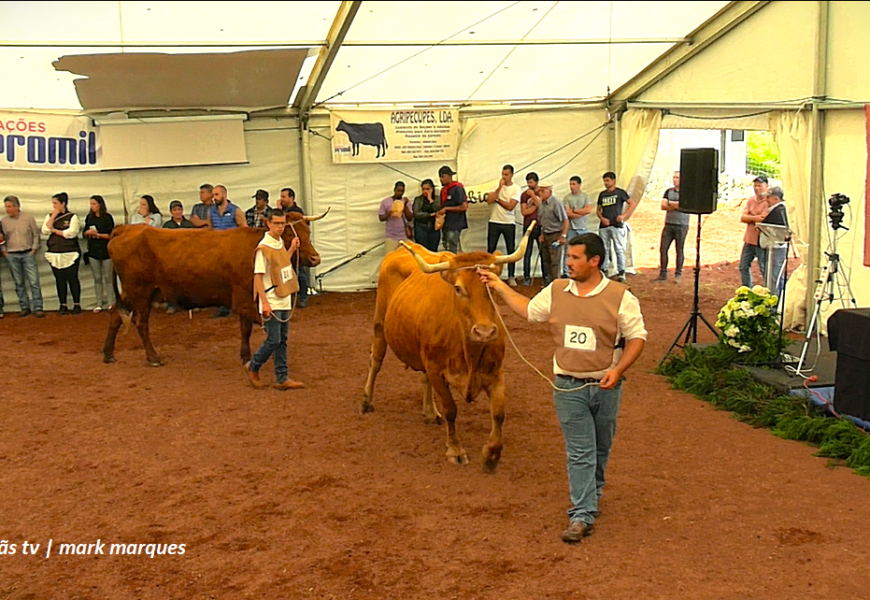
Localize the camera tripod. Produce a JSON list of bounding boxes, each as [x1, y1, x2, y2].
[[660, 214, 718, 365], [792, 234, 858, 375]]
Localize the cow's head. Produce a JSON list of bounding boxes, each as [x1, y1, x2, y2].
[[282, 208, 328, 268], [401, 222, 534, 345]]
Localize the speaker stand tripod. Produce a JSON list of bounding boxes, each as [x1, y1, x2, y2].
[[660, 214, 718, 365]]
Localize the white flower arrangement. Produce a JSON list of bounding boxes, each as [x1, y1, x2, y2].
[[715, 285, 782, 363]]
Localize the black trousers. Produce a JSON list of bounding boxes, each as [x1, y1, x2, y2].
[[51, 258, 82, 306], [487, 222, 516, 277]]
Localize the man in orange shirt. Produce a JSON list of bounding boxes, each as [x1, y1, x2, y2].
[[738, 175, 770, 287]]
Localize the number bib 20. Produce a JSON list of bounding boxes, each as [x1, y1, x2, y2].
[[564, 325, 596, 351]]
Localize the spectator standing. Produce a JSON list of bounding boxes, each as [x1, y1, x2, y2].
[[411, 179, 441, 252], [278, 187, 310, 308], [487, 165, 521, 286], [190, 183, 214, 228], [536, 181, 569, 285], [378, 181, 413, 256], [83, 194, 115, 312], [739, 175, 770, 287], [654, 171, 688, 284], [436, 166, 468, 253], [162, 200, 196, 229], [596, 172, 636, 283], [130, 195, 163, 227], [1, 195, 44, 317], [208, 185, 246, 317], [42, 192, 83, 315], [520, 172, 543, 284], [246, 189, 270, 228], [562, 175, 593, 276]]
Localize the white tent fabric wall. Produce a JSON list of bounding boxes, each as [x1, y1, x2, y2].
[[0, 122, 300, 312], [305, 107, 611, 292]]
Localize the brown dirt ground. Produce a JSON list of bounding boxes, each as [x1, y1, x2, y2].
[[2, 200, 865, 600]]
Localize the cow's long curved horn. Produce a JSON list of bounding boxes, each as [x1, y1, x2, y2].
[[302, 207, 331, 223], [400, 241, 451, 273], [494, 219, 537, 265]]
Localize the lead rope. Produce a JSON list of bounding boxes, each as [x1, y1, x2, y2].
[[260, 220, 301, 326], [481, 275, 600, 394]]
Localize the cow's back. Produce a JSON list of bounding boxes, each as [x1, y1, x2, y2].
[[374, 244, 452, 326]]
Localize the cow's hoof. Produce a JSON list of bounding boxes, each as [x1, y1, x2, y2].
[[147, 359, 164, 367], [423, 415, 443, 425], [360, 401, 375, 414], [481, 455, 500, 474], [447, 452, 469, 466], [103, 356, 116, 364]]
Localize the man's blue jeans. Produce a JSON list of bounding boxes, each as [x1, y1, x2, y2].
[[250, 310, 289, 383], [442, 229, 462, 253], [739, 243, 767, 288], [598, 226, 625, 274], [553, 376, 623, 525], [6, 251, 44, 312]]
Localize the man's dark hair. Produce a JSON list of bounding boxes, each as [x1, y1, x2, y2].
[[266, 207, 286, 221], [568, 233, 606, 267], [525, 171, 539, 183], [503, 164, 514, 174], [395, 181, 405, 189], [52, 192, 69, 207], [4, 195, 20, 208], [281, 187, 295, 199], [570, 175, 582, 185], [603, 171, 616, 180], [200, 183, 213, 192]]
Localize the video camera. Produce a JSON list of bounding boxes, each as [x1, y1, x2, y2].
[[828, 193, 850, 230]]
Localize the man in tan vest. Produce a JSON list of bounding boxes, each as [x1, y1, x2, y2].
[[479, 232, 646, 543], [244, 209, 304, 391]]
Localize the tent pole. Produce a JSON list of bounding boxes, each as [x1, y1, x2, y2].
[[805, 0, 829, 326]]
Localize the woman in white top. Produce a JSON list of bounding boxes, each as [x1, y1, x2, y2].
[[130, 195, 163, 227], [42, 192, 83, 315]]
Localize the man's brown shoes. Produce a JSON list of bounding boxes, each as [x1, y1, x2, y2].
[[561, 520, 594, 543], [273, 379, 304, 390]]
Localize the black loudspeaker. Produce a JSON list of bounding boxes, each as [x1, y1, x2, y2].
[[828, 308, 870, 422], [679, 147, 719, 214]]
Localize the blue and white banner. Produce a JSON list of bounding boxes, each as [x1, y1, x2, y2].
[[0, 112, 100, 171]]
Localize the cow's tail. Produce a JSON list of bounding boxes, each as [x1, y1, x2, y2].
[[111, 268, 134, 334]]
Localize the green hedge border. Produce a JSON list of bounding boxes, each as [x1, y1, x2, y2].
[[656, 344, 870, 477]]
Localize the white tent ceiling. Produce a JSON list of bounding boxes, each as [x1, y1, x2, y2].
[[0, 0, 731, 112]]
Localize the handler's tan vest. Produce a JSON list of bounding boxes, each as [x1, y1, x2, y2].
[[549, 278, 627, 374], [256, 244, 299, 297]]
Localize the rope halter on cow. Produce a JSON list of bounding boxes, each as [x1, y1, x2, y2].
[[400, 220, 598, 393]]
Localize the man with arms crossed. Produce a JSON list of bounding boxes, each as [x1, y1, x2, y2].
[[487, 164, 521, 286], [562, 175, 592, 277], [479, 232, 646, 543], [654, 171, 688, 284]]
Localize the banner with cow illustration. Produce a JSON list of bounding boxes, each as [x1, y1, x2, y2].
[[0, 111, 100, 171], [330, 109, 459, 164]]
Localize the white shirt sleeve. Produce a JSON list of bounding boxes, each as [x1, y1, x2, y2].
[[62, 214, 81, 239], [618, 290, 647, 341], [254, 248, 267, 275], [526, 284, 554, 323]]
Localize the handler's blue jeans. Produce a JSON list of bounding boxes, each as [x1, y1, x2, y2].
[[553, 376, 623, 525], [6, 251, 44, 312], [250, 310, 289, 383]]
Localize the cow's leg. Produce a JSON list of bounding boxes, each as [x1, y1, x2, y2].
[[239, 316, 253, 364], [421, 373, 442, 425], [427, 369, 467, 465], [481, 377, 507, 473], [361, 324, 387, 414], [102, 306, 124, 363], [135, 296, 162, 367]]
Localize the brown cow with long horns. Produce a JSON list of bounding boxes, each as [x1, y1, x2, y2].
[[362, 222, 535, 472], [103, 210, 327, 366]]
